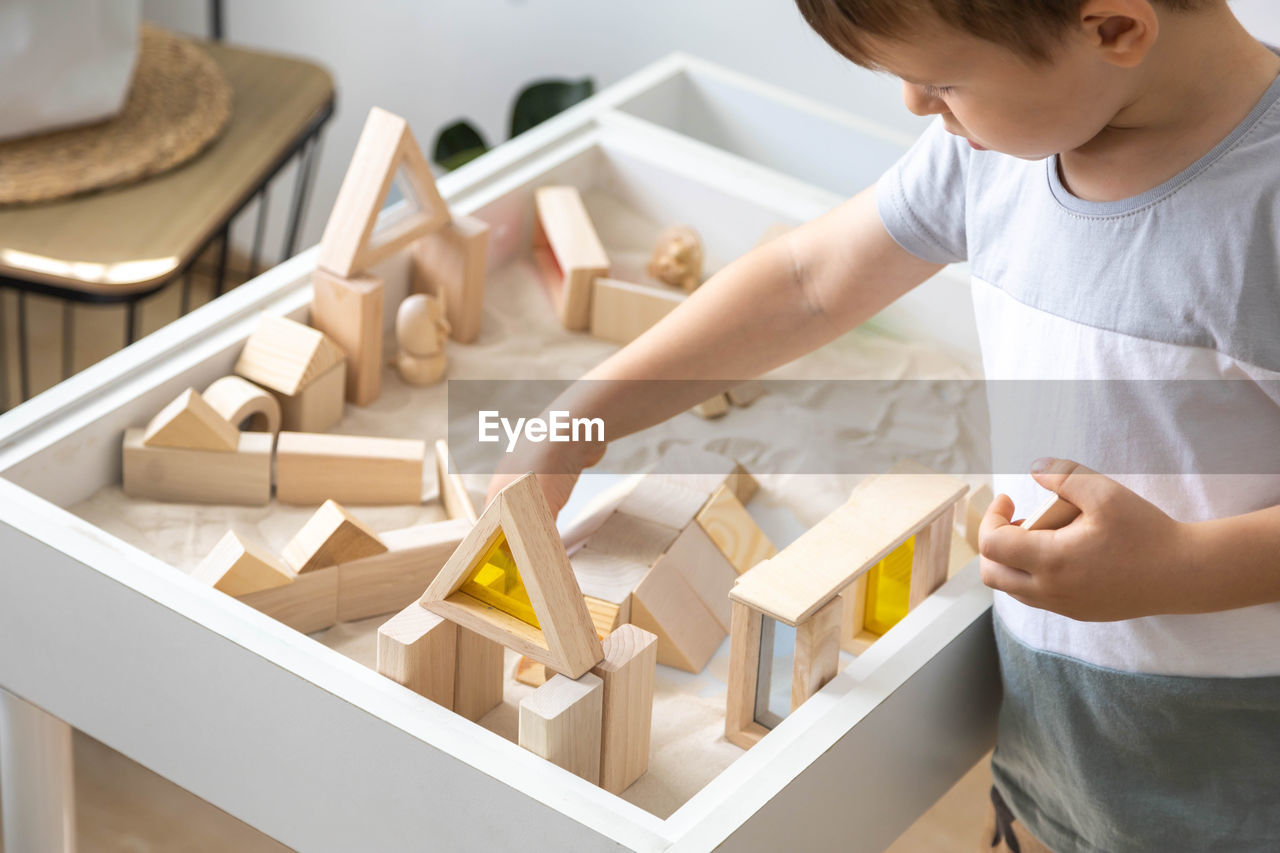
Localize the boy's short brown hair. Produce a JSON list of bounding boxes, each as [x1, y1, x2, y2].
[[795, 0, 1210, 66]]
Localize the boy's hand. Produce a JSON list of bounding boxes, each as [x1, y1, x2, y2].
[[977, 458, 1193, 621], [483, 436, 606, 519]]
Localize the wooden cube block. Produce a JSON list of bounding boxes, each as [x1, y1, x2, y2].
[[122, 428, 272, 506], [519, 673, 603, 784], [236, 566, 338, 634], [192, 530, 295, 596], [691, 394, 730, 419], [589, 277, 683, 345], [276, 432, 426, 506], [377, 603, 456, 708], [277, 362, 346, 433], [591, 625, 657, 794], [650, 522, 737, 631], [336, 519, 471, 623], [311, 268, 385, 407], [411, 214, 489, 344], [143, 388, 239, 452], [454, 625, 504, 722], [282, 499, 386, 574], [631, 557, 725, 673]]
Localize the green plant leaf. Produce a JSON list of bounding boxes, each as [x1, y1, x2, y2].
[[433, 120, 489, 171], [509, 78, 595, 139]]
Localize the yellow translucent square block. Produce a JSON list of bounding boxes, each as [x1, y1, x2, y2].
[[460, 535, 540, 628], [863, 537, 914, 636]]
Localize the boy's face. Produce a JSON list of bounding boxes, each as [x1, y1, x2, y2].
[[864, 16, 1134, 160]]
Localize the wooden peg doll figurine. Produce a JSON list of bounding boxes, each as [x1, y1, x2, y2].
[[395, 293, 451, 386]]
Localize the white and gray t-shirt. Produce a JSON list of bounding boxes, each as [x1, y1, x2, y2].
[[877, 69, 1280, 852]]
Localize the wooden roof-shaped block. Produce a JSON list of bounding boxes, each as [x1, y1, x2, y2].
[[730, 465, 968, 626], [282, 499, 388, 574], [317, 106, 450, 278], [420, 473, 603, 679], [235, 315, 346, 397], [143, 388, 239, 452], [192, 530, 296, 596]]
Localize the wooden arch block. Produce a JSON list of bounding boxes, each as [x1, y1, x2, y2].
[[143, 388, 239, 452], [282, 499, 387, 574], [420, 473, 603, 678], [317, 106, 450, 278], [202, 375, 281, 434]]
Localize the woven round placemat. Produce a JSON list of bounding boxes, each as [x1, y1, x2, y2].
[[0, 26, 233, 206]]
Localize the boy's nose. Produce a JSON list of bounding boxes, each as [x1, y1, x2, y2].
[[902, 81, 945, 117]]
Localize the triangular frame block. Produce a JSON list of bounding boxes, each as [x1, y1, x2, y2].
[[419, 473, 604, 678], [317, 107, 450, 278]]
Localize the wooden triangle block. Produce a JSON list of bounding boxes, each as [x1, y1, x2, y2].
[[317, 107, 450, 278], [420, 473, 604, 678], [235, 315, 346, 397], [143, 388, 239, 452], [283, 499, 387, 574], [192, 530, 296, 596]]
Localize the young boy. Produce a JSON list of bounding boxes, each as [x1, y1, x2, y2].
[[492, 1, 1280, 849]]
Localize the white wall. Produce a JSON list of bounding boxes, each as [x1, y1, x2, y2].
[[142, 0, 1280, 256]]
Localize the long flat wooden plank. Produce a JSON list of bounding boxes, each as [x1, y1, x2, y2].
[[731, 470, 967, 626]]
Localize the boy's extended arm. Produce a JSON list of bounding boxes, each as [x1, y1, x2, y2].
[[488, 187, 943, 508]]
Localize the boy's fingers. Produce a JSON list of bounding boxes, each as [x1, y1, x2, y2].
[[1029, 457, 1109, 511], [979, 558, 1039, 598]]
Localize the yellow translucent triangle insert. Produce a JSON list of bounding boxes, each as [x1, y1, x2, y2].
[[863, 537, 914, 635], [459, 534, 540, 629]]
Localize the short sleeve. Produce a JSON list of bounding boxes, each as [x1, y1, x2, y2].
[[875, 117, 971, 264]]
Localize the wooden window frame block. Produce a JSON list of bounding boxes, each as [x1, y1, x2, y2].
[[420, 473, 603, 679], [317, 106, 450, 279], [725, 601, 769, 750], [410, 214, 490, 344], [532, 185, 609, 331]]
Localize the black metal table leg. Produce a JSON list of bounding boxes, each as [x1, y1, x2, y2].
[[214, 225, 231, 297], [17, 291, 29, 402], [0, 292, 8, 410], [249, 186, 271, 279], [283, 135, 320, 261], [61, 303, 74, 380], [179, 271, 192, 315], [126, 300, 138, 346]]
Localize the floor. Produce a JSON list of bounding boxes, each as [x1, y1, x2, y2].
[[0, 250, 994, 850]]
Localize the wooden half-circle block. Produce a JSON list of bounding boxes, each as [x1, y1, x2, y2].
[[143, 388, 239, 452], [203, 376, 281, 434]]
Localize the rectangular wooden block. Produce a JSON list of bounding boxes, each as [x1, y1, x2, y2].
[[236, 566, 337, 634], [433, 439, 477, 523], [519, 672, 603, 784], [589, 277, 684, 345], [650, 522, 737, 632], [377, 603, 456, 708], [584, 511, 681, 567], [336, 519, 472, 622], [591, 624, 658, 794], [276, 431, 426, 505], [791, 596, 842, 712], [122, 428, 272, 506], [311, 268, 385, 407], [615, 475, 709, 532], [453, 625, 504, 722], [411, 214, 489, 344], [277, 361, 346, 434], [533, 186, 609, 331], [631, 557, 725, 673]]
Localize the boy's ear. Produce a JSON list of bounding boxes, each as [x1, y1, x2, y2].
[[1078, 0, 1159, 68]]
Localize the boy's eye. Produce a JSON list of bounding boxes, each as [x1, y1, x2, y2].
[[923, 84, 954, 97]]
